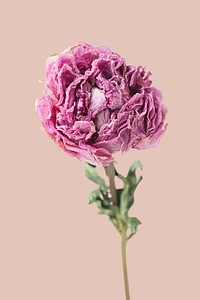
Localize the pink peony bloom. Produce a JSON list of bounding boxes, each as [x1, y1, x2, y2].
[[36, 42, 167, 166]]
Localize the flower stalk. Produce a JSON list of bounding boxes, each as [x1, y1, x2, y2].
[[107, 163, 130, 300], [121, 234, 131, 300]]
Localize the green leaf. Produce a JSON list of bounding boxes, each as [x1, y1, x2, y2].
[[127, 217, 142, 239], [88, 189, 101, 204], [127, 160, 143, 180], [119, 161, 143, 217], [86, 161, 143, 239], [88, 186, 119, 218], [85, 162, 108, 192]]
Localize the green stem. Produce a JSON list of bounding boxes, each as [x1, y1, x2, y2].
[[107, 162, 131, 299], [121, 234, 131, 300]]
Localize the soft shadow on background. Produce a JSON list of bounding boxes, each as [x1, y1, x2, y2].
[[1, 1, 200, 299]]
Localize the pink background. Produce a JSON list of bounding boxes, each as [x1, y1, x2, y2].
[[1, 0, 200, 299]]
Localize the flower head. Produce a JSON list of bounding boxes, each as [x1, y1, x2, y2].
[[36, 42, 167, 166]]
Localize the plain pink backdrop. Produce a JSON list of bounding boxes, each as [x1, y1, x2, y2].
[[1, 0, 200, 299]]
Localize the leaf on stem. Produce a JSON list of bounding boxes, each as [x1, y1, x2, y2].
[[85, 162, 108, 192], [85, 162, 120, 221], [85, 160, 143, 239], [116, 160, 143, 217], [127, 217, 142, 239], [88, 188, 119, 218]]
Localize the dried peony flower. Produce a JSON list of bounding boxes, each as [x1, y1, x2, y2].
[[36, 42, 167, 166]]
